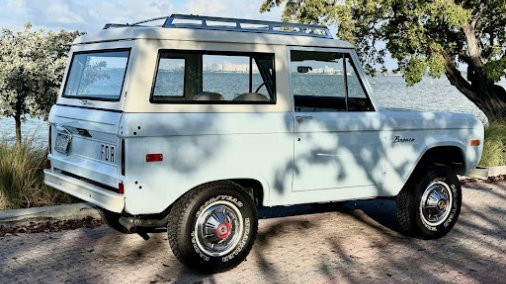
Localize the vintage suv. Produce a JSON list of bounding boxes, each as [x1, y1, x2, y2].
[[44, 14, 484, 272]]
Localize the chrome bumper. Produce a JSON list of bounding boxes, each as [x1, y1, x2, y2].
[[44, 169, 125, 213]]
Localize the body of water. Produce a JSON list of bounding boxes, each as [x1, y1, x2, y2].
[[1, 75, 503, 147]]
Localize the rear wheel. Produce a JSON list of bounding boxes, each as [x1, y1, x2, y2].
[[168, 181, 258, 273], [396, 164, 462, 239]]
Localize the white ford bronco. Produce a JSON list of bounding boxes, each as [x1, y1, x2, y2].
[[44, 14, 484, 272]]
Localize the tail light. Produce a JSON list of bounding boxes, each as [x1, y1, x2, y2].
[[118, 181, 124, 194], [48, 125, 52, 154], [46, 159, 52, 169], [121, 139, 125, 176]]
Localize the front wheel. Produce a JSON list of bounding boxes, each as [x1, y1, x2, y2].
[[396, 164, 462, 239], [168, 181, 258, 273]]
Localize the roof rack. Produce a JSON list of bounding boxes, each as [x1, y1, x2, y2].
[[103, 14, 333, 39]]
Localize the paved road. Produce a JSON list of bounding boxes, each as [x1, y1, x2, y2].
[[1, 181, 505, 284]]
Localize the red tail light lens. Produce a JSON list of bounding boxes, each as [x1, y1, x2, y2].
[[118, 182, 124, 194], [46, 159, 52, 169], [146, 153, 163, 162]]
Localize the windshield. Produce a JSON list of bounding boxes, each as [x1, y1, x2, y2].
[[63, 50, 130, 101]]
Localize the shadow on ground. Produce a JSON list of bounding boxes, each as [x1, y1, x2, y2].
[[0, 182, 504, 283], [259, 197, 402, 233]]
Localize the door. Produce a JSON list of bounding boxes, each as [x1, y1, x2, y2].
[[290, 49, 384, 192]]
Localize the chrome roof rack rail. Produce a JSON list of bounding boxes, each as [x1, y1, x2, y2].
[[103, 16, 169, 29], [104, 14, 333, 39]]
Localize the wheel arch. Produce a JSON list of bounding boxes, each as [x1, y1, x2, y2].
[[187, 178, 266, 207], [229, 178, 265, 207], [117, 178, 266, 233], [166, 178, 266, 214], [408, 145, 466, 182]]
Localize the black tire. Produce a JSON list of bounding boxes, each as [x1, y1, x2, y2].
[[396, 164, 462, 239], [99, 209, 131, 234], [168, 181, 258, 273]]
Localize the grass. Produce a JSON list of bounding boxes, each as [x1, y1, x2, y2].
[[480, 120, 506, 167], [0, 139, 72, 210]]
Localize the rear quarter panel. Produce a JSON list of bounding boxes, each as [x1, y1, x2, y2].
[[120, 112, 293, 214]]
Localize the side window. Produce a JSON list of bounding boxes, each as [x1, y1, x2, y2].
[[152, 58, 185, 98], [345, 57, 373, 111], [291, 51, 346, 112], [151, 51, 276, 103], [290, 50, 373, 112], [203, 55, 248, 100]]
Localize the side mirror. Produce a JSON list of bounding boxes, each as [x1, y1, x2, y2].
[[297, 66, 312, 73]]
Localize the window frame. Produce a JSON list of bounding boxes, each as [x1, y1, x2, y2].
[[62, 48, 131, 102], [149, 49, 277, 105], [288, 47, 375, 112], [152, 56, 188, 99]]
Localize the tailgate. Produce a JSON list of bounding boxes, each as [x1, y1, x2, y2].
[[48, 105, 122, 189]]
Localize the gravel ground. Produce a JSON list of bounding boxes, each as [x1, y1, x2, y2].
[[0, 180, 504, 284]]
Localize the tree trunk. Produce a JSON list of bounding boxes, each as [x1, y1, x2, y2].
[[14, 96, 23, 144], [442, 52, 506, 122], [471, 84, 506, 121], [14, 113, 22, 145]]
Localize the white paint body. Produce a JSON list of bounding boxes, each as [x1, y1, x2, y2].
[[44, 26, 484, 215]]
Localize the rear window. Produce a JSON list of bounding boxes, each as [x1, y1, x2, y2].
[[63, 50, 130, 101]]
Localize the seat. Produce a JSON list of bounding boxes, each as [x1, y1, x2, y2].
[[192, 92, 224, 101], [233, 92, 269, 102]]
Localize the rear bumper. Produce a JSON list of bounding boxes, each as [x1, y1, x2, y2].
[[44, 169, 125, 213]]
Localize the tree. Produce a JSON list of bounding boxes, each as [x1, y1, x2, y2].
[[0, 24, 82, 143], [260, 0, 506, 121]]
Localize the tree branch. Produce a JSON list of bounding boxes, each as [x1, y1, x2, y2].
[[471, 3, 485, 28], [462, 23, 484, 70], [442, 52, 478, 101]]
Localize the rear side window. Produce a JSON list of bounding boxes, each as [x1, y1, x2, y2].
[[63, 50, 130, 101], [152, 58, 186, 98], [151, 50, 276, 104]]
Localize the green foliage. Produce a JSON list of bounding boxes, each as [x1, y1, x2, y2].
[[0, 24, 82, 142], [484, 58, 506, 82], [427, 54, 446, 78], [403, 56, 427, 86], [480, 121, 506, 167], [259, 0, 506, 85], [0, 138, 72, 210]]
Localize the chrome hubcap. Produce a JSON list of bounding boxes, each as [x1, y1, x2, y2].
[[195, 200, 243, 257], [419, 181, 453, 226]]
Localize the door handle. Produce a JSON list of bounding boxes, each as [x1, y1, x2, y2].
[[296, 115, 313, 123]]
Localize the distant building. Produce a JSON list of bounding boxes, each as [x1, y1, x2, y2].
[[205, 62, 259, 73]]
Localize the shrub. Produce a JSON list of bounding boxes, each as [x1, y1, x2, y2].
[[480, 120, 506, 167], [0, 139, 72, 210]]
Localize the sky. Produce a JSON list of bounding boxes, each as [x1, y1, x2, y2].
[[0, 0, 283, 32], [0, 0, 397, 69]]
